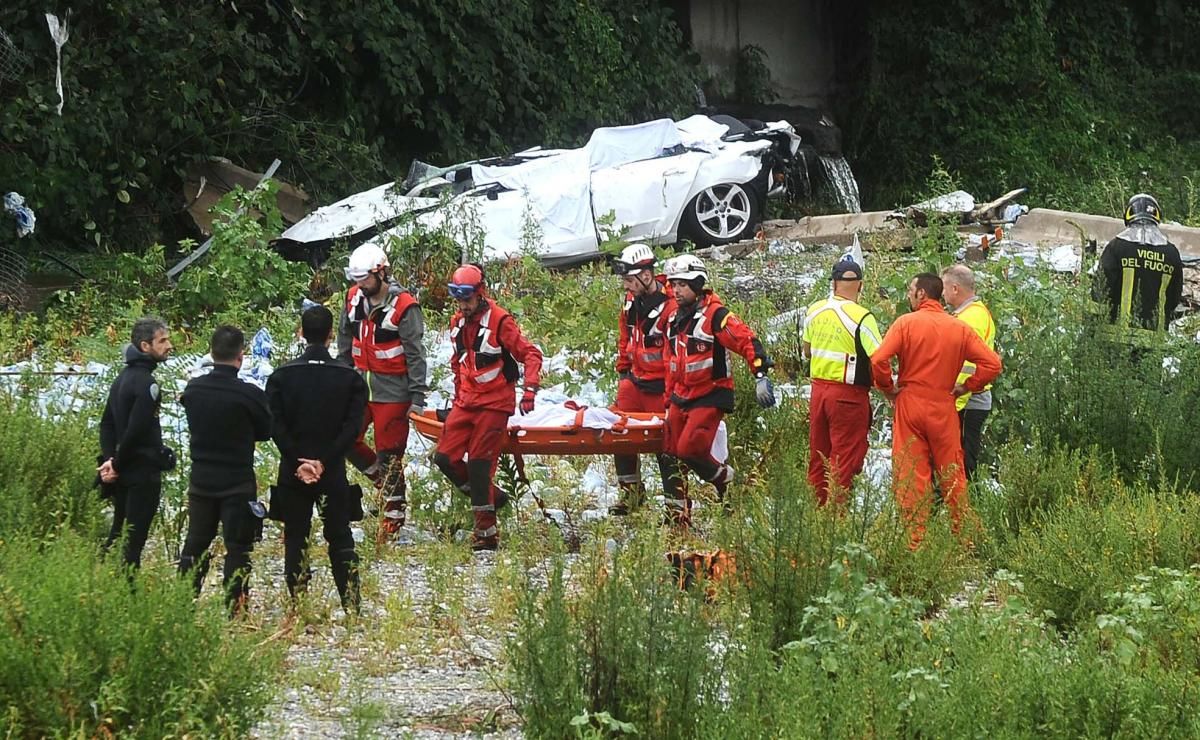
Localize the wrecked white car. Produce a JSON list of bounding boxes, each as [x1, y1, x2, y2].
[[275, 115, 801, 266]]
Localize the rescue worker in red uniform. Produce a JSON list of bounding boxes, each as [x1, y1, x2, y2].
[[802, 257, 883, 506], [433, 264, 544, 551], [610, 243, 681, 515], [870, 273, 1002, 549], [662, 255, 775, 526], [336, 243, 430, 538]]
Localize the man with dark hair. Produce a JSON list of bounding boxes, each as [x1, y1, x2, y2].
[[609, 243, 679, 516], [871, 273, 1002, 549], [266, 306, 368, 612], [433, 263, 543, 552], [179, 325, 272, 615], [661, 254, 775, 527], [337, 243, 429, 539], [99, 317, 173, 569]]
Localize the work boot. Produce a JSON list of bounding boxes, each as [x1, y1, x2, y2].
[[471, 508, 499, 552], [471, 532, 499, 552], [379, 455, 407, 534]]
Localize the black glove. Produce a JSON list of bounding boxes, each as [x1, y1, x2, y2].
[[755, 375, 776, 408]]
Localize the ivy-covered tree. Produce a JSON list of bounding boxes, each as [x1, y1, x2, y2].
[[0, 2, 697, 252]]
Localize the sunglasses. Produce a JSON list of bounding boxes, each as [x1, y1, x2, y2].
[[447, 283, 478, 300]]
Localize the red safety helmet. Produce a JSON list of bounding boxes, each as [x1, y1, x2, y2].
[[448, 264, 485, 300]]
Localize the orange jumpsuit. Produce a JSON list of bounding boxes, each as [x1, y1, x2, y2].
[[870, 299, 1001, 547]]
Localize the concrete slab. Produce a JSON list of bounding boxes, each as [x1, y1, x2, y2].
[[763, 212, 894, 246], [763, 208, 1200, 258], [1007, 208, 1200, 256]]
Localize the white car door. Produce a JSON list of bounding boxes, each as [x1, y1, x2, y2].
[[589, 151, 708, 245]]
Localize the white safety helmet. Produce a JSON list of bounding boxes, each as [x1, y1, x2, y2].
[[663, 254, 707, 283], [612, 243, 656, 276], [345, 243, 389, 281]]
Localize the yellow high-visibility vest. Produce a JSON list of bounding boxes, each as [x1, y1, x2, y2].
[[954, 299, 996, 411], [803, 297, 881, 386]]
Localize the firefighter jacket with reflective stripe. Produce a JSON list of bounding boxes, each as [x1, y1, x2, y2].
[[337, 281, 430, 404], [617, 279, 675, 393], [952, 298, 996, 411], [1093, 235, 1183, 334], [871, 299, 1001, 399], [802, 296, 881, 386], [450, 299, 544, 414], [665, 292, 770, 411]]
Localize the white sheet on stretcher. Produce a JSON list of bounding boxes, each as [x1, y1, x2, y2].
[[506, 402, 727, 463]]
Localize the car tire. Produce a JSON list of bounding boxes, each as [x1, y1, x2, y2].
[[681, 182, 760, 247]]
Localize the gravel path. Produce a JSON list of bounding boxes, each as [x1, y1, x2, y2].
[[249, 529, 531, 739]]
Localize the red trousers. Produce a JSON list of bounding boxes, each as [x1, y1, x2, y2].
[[807, 380, 870, 506], [614, 378, 667, 485], [616, 377, 666, 415], [350, 400, 412, 466], [891, 388, 971, 548], [435, 407, 509, 507], [664, 404, 724, 470], [350, 401, 412, 532]]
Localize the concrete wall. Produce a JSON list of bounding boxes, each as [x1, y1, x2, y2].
[[689, 0, 837, 107]]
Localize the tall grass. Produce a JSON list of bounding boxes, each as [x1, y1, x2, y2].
[[0, 391, 107, 541], [0, 533, 281, 738]]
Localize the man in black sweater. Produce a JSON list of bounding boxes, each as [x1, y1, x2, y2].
[[179, 325, 272, 614], [266, 305, 368, 612], [99, 317, 174, 569]]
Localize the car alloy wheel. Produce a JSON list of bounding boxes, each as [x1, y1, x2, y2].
[[691, 183, 754, 242]]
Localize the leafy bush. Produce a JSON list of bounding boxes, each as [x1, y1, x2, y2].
[[1000, 480, 1200, 627], [699, 551, 1200, 738], [975, 438, 1121, 552], [846, 0, 1200, 214], [1, 1, 696, 252], [0, 391, 105, 540], [510, 529, 721, 740], [0, 533, 281, 738]]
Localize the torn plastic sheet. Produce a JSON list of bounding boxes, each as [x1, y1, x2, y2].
[[912, 190, 975, 215], [3, 192, 35, 237], [44, 12, 69, 116]]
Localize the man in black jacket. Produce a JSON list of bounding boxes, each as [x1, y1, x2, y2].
[[266, 306, 368, 612], [98, 317, 174, 569], [179, 325, 272, 614], [1093, 193, 1184, 343]]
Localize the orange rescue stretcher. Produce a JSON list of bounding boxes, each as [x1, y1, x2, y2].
[[409, 406, 665, 456]]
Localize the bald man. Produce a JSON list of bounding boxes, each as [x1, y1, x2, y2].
[[941, 265, 997, 480]]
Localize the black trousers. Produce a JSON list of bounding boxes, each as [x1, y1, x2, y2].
[[279, 488, 360, 610], [178, 493, 256, 609], [959, 408, 990, 481], [103, 477, 161, 569]]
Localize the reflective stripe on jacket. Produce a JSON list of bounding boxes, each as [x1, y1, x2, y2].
[[666, 292, 769, 408], [617, 280, 675, 385], [803, 296, 881, 386], [953, 298, 996, 411], [450, 300, 544, 413], [345, 284, 418, 375]]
